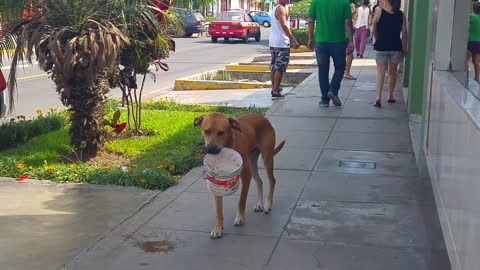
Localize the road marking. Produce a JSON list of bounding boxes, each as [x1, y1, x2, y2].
[[17, 73, 48, 81], [175, 43, 216, 53]]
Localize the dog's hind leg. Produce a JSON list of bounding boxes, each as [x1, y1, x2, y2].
[[235, 161, 252, 226], [250, 149, 264, 212], [262, 151, 276, 214]]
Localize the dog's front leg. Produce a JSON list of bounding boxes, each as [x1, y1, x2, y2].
[[211, 195, 224, 239], [235, 164, 252, 226]]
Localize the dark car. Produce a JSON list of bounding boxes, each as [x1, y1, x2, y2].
[[172, 8, 206, 37]]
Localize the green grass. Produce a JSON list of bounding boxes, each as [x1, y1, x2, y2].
[[200, 70, 234, 81], [0, 99, 268, 190]]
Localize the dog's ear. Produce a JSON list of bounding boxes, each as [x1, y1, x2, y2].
[[229, 118, 241, 132], [194, 116, 204, 127]]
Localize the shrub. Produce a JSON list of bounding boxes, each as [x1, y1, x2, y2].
[[292, 29, 309, 46], [0, 113, 67, 150]]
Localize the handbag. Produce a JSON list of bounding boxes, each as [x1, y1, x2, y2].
[[0, 70, 6, 92]]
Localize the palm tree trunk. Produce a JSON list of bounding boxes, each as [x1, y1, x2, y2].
[[67, 75, 108, 159]]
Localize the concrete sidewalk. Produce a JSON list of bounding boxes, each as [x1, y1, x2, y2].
[[63, 47, 450, 270]]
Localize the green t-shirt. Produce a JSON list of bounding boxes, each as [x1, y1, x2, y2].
[[469, 13, 480, 42], [308, 0, 352, 43]]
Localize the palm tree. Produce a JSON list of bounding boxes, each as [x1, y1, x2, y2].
[[0, 0, 175, 159]]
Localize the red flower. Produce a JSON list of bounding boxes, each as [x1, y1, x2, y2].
[[16, 175, 29, 182], [115, 122, 127, 133]]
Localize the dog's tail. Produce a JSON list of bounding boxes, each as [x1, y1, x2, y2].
[[273, 140, 286, 156]]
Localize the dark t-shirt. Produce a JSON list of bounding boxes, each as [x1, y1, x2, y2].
[[374, 9, 403, 51]]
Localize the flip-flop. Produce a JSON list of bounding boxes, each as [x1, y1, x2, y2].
[[373, 101, 382, 108], [387, 99, 397, 103], [343, 75, 357, 80]]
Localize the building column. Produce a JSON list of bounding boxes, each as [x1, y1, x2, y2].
[[406, 0, 434, 115]]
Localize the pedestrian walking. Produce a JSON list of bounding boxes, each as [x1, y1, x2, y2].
[[269, 0, 300, 99], [345, 3, 357, 80], [354, 0, 370, 58], [308, 0, 354, 107], [467, 2, 480, 84], [372, 0, 407, 107]]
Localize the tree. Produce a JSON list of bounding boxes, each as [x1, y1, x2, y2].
[[0, 0, 176, 159], [290, 0, 312, 19]]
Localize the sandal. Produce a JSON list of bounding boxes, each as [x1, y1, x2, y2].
[[387, 99, 397, 103], [373, 101, 382, 108], [343, 75, 357, 80]]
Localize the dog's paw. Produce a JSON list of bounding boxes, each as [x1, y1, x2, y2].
[[234, 213, 245, 226], [210, 226, 223, 239], [254, 202, 264, 212], [264, 201, 272, 214]]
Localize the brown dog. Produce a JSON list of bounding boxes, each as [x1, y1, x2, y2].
[[194, 112, 285, 239]]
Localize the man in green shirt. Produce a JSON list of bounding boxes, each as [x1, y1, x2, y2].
[[308, 0, 354, 107]]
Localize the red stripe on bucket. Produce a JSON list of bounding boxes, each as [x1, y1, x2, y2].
[[207, 174, 240, 189]]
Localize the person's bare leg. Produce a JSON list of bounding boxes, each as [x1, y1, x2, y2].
[[272, 70, 284, 95], [467, 51, 472, 74], [345, 51, 355, 79], [375, 62, 388, 106], [388, 63, 399, 101], [473, 53, 480, 83]]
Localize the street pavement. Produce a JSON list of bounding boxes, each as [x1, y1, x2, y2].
[[0, 28, 272, 119], [50, 46, 449, 269]]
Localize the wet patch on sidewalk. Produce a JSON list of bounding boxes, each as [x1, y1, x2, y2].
[[135, 240, 175, 253]]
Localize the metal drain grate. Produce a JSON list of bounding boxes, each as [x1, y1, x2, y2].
[[339, 160, 376, 169]]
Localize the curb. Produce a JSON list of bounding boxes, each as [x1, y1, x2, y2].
[[225, 64, 315, 72], [290, 47, 312, 53], [173, 79, 269, 91]]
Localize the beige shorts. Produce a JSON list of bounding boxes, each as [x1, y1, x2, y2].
[[375, 51, 402, 64]]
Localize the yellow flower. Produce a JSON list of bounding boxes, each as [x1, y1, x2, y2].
[[17, 164, 25, 169], [169, 165, 175, 171], [146, 98, 155, 104], [132, 164, 137, 168], [44, 165, 56, 172], [158, 165, 166, 170], [70, 164, 77, 169], [96, 151, 103, 156], [139, 178, 146, 184], [48, 107, 57, 113], [36, 109, 44, 116], [181, 140, 187, 145], [173, 176, 179, 183]]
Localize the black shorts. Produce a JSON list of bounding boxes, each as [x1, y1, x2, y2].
[[468, 41, 480, 55], [270, 47, 290, 72]]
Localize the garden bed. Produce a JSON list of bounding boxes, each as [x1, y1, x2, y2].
[[174, 69, 311, 90], [0, 99, 267, 190]]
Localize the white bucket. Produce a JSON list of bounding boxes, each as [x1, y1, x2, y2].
[[204, 147, 243, 197]]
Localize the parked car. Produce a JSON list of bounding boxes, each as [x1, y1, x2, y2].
[[249, 11, 271, 27], [0, 83, 6, 119], [172, 8, 206, 37], [208, 10, 261, 43], [0, 69, 6, 118]]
